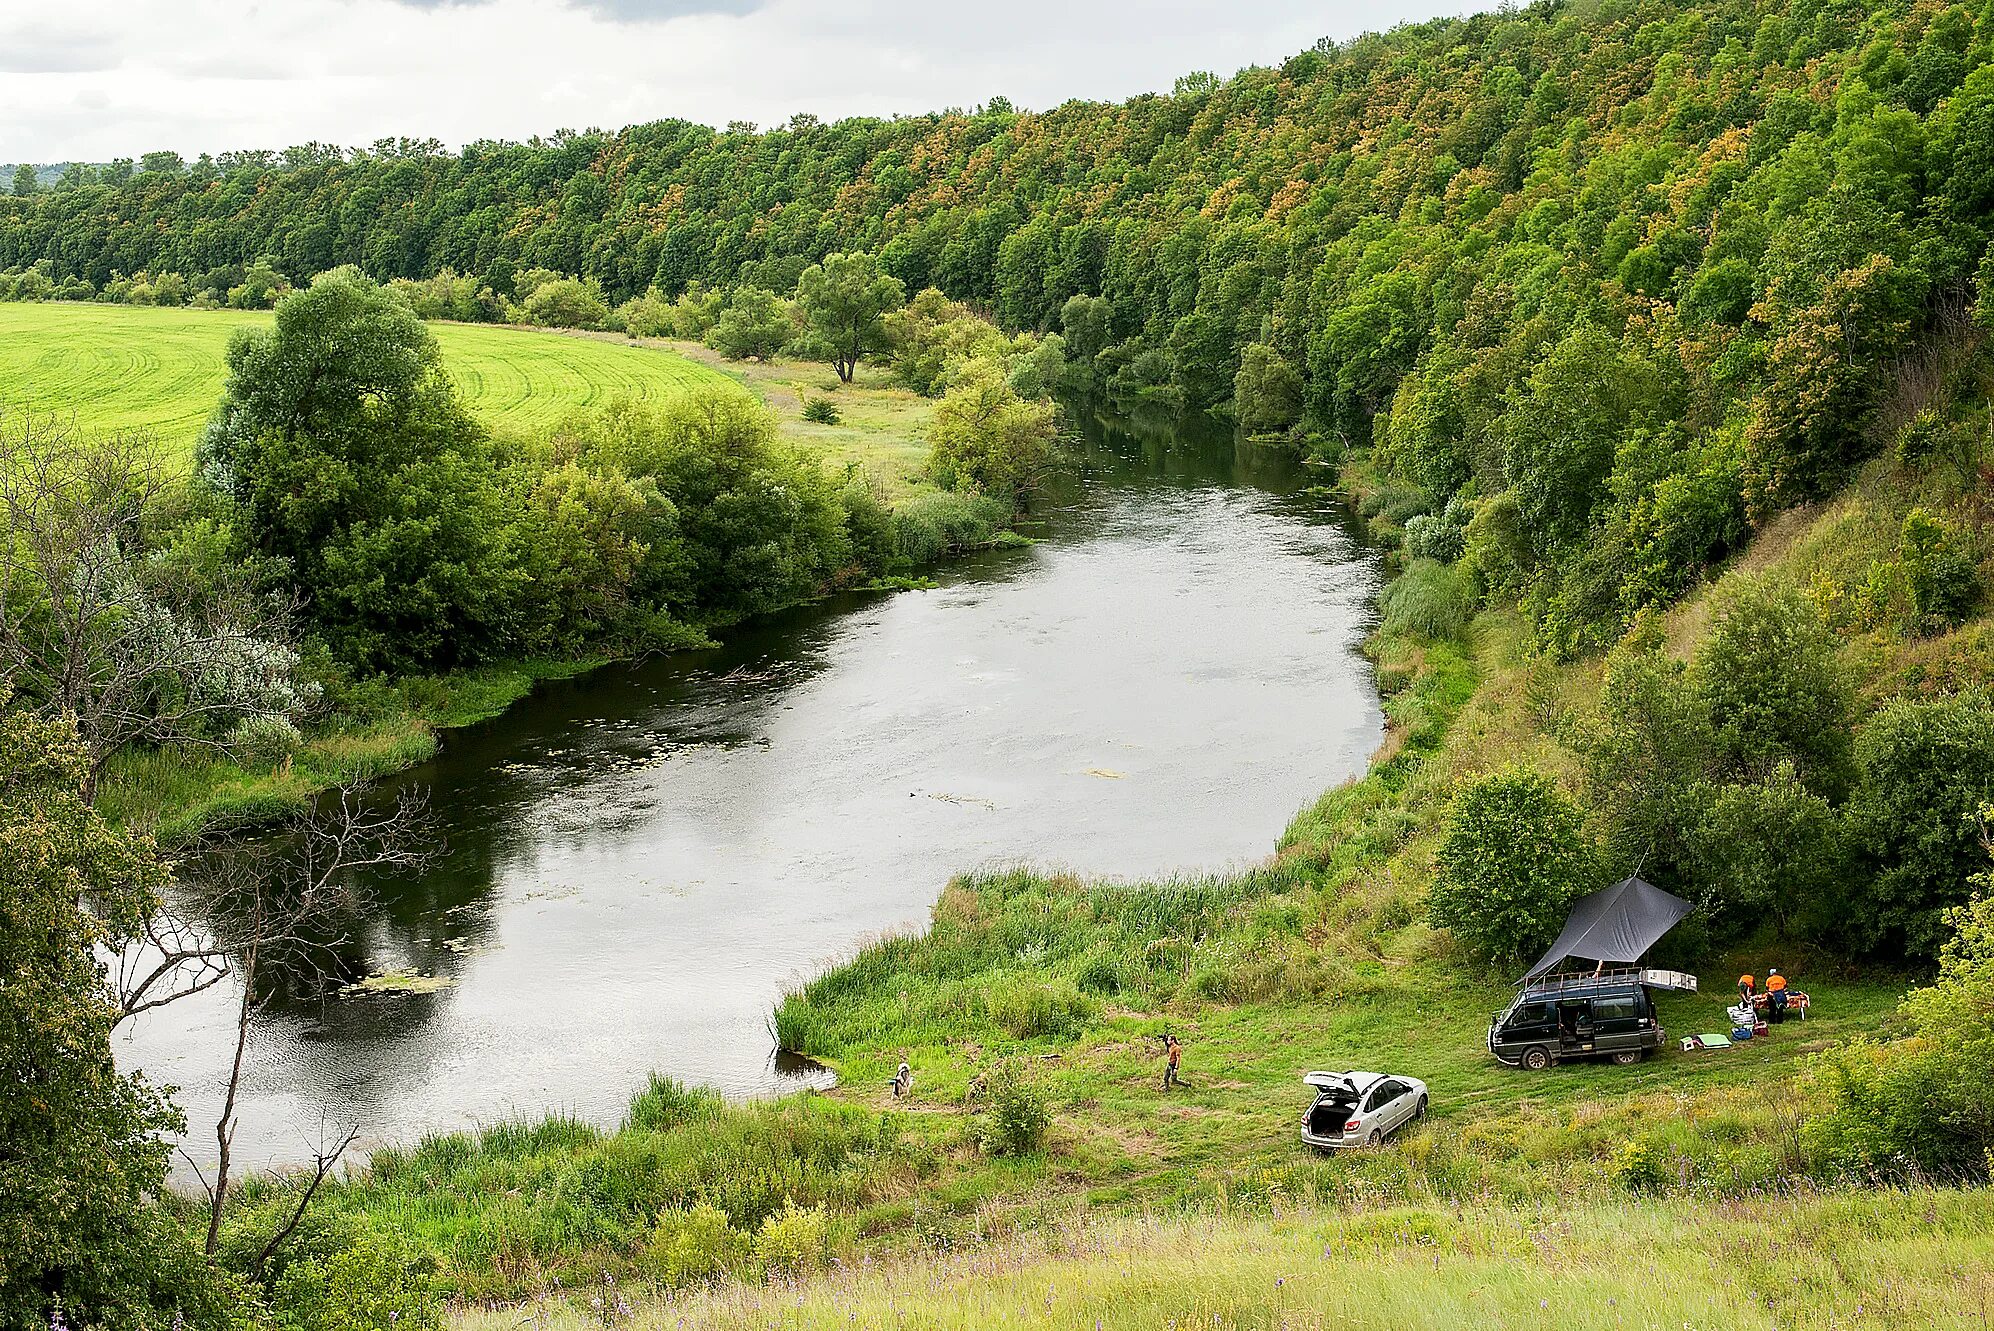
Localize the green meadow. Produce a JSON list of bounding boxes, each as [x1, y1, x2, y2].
[[0, 303, 740, 462]]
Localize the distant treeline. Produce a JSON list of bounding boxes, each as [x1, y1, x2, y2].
[[10, 1, 1994, 641]]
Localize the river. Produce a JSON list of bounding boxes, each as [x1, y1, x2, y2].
[[117, 406, 1385, 1170]]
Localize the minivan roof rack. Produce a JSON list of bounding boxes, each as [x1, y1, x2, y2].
[[1517, 966, 1698, 994]]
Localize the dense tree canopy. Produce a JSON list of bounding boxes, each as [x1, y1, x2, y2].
[[11, 0, 1994, 648]]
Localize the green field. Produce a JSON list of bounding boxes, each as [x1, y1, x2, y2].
[[0, 303, 740, 461]]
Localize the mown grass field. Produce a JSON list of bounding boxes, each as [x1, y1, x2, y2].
[[0, 303, 741, 462]]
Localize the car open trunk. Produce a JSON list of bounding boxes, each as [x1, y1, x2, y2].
[[1306, 1088, 1357, 1137]]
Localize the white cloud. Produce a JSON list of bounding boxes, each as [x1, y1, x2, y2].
[[0, 0, 1469, 162]]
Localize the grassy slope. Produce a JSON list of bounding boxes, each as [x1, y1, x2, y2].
[[0, 303, 741, 464], [455, 1190, 1994, 1331]]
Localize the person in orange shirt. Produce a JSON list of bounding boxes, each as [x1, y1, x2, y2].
[[1765, 968, 1789, 1023], [1738, 972, 1756, 1004]]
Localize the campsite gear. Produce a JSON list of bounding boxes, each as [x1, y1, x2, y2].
[[1731, 1025, 1754, 1041], [1300, 1071, 1428, 1151], [1726, 1002, 1754, 1027], [1696, 1032, 1734, 1048], [1488, 970, 1667, 1069], [1523, 877, 1694, 982]]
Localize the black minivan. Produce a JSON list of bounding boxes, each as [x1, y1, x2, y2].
[[1487, 973, 1666, 1069]]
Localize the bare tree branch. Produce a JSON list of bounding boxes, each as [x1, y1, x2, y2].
[[173, 782, 434, 1256], [252, 1121, 362, 1278]]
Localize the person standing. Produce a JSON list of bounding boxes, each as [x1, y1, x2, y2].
[[1162, 1034, 1183, 1090], [1765, 969, 1788, 1024]]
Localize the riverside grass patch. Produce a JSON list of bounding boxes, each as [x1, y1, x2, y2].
[[0, 303, 742, 464]]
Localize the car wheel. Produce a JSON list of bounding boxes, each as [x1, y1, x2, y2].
[[1367, 1130, 1381, 1147], [1414, 1095, 1428, 1119], [1611, 1050, 1640, 1066], [1522, 1045, 1551, 1071]]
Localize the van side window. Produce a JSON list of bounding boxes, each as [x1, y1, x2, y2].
[[1509, 1002, 1552, 1028], [1594, 996, 1639, 1026]]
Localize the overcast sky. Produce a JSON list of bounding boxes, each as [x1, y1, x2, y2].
[[2, 0, 1470, 163]]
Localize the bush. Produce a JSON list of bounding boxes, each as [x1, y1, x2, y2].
[[1401, 513, 1464, 563], [270, 1233, 440, 1331], [801, 396, 842, 424], [1378, 559, 1474, 641], [1233, 342, 1303, 432], [979, 1062, 1050, 1156], [520, 277, 608, 329], [752, 1200, 828, 1276], [1428, 769, 1597, 968], [1900, 508, 1981, 631], [888, 490, 1008, 568], [647, 1203, 744, 1285], [707, 286, 793, 360], [1812, 869, 1994, 1181]]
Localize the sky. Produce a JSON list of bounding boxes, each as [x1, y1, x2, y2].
[[1, 0, 1469, 163]]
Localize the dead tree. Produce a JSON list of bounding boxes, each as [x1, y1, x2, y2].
[[0, 411, 303, 803], [165, 784, 432, 1257]]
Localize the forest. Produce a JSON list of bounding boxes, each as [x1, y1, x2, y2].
[[7, 0, 1994, 1327]]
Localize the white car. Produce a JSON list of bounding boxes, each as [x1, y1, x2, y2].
[[1299, 1070, 1428, 1150]]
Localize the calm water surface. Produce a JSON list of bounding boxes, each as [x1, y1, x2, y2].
[[120, 409, 1384, 1168]]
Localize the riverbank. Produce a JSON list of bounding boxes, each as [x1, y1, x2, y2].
[[92, 353, 1010, 843]]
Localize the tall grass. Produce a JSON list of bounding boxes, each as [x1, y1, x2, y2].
[[452, 1187, 1994, 1330]]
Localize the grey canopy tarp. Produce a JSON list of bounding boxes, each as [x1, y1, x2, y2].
[[1523, 876, 1692, 981]]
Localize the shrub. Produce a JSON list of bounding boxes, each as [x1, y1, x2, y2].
[[1378, 560, 1474, 642], [979, 1062, 1050, 1156], [752, 1200, 828, 1276], [1428, 769, 1597, 968], [707, 286, 793, 360], [1900, 508, 1981, 631], [270, 1233, 440, 1331], [1401, 513, 1464, 563], [520, 277, 609, 329], [801, 397, 842, 425], [647, 1203, 743, 1285], [888, 490, 1008, 568]]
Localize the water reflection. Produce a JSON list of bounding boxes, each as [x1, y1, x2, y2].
[[121, 407, 1383, 1169]]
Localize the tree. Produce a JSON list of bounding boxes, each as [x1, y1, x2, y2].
[[795, 252, 906, 382], [177, 788, 428, 1261], [1233, 342, 1303, 432], [926, 362, 1057, 509], [0, 415, 308, 800], [201, 270, 513, 670], [1428, 769, 1598, 968], [10, 163, 35, 196], [1692, 578, 1853, 796], [1849, 695, 1994, 958], [0, 695, 219, 1326], [706, 286, 793, 361], [521, 276, 609, 329]]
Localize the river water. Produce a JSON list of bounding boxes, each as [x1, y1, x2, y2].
[[118, 407, 1384, 1170]]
